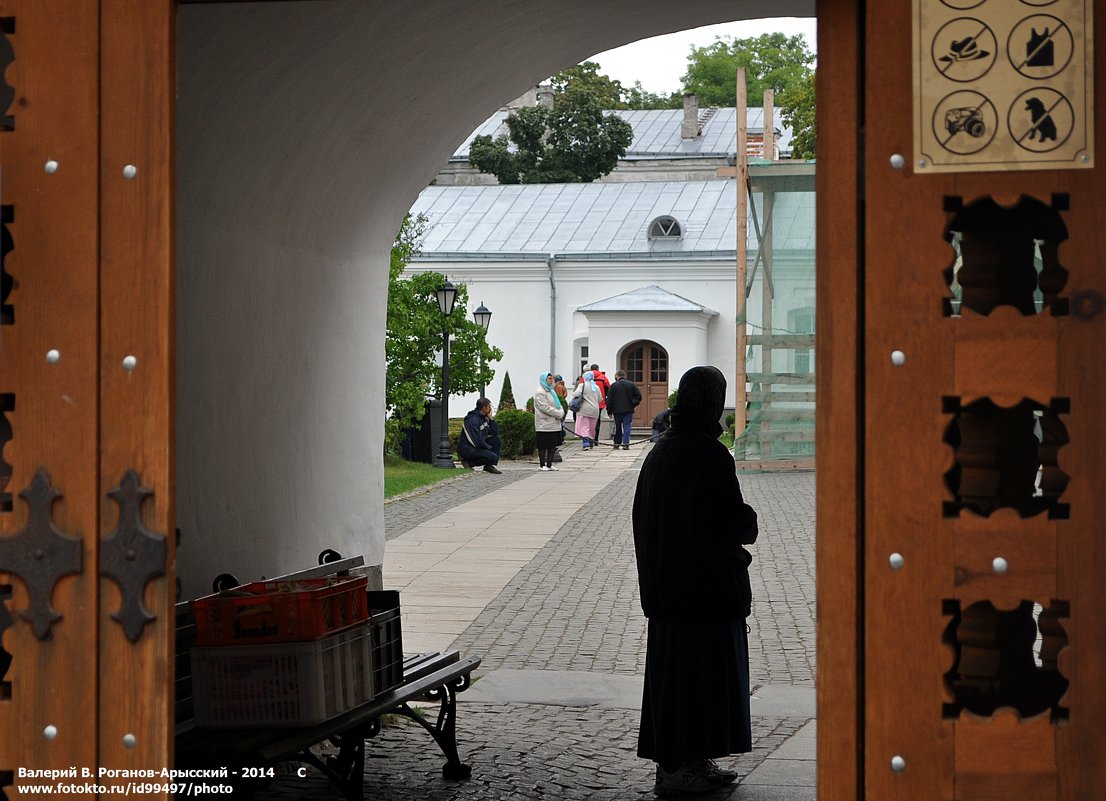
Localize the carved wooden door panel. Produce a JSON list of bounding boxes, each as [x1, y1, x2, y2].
[[0, 2, 174, 796], [861, 2, 1106, 799]]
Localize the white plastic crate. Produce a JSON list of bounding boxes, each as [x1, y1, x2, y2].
[[191, 622, 374, 728]]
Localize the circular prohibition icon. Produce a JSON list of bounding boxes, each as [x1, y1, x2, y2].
[[933, 18, 997, 83], [1008, 14, 1073, 79], [933, 90, 998, 155], [1009, 88, 1074, 152], [940, 0, 986, 9]]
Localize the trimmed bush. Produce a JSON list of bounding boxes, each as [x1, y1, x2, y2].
[[498, 371, 517, 411], [667, 390, 678, 408], [495, 408, 535, 458], [448, 417, 465, 458], [525, 396, 534, 413]]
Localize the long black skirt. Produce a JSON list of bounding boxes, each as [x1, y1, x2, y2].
[[637, 617, 752, 763]]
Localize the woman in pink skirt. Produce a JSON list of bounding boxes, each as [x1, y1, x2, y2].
[[572, 370, 603, 450]]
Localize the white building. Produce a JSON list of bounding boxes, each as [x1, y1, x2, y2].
[[405, 171, 815, 432]]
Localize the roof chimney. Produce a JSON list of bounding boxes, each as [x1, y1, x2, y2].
[[537, 84, 554, 109], [682, 93, 700, 139], [506, 86, 538, 109]]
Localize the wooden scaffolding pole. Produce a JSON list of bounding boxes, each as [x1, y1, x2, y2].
[[735, 68, 748, 458]]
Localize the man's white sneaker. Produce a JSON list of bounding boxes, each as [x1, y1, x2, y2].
[[539, 466, 550, 471], [548, 465, 559, 471]]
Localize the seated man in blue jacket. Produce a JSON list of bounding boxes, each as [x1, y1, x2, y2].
[[458, 398, 502, 474]]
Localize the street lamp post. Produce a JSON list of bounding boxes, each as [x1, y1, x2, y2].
[[433, 280, 458, 468], [472, 301, 492, 399]]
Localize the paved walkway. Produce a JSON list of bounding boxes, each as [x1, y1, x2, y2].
[[259, 443, 816, 800]]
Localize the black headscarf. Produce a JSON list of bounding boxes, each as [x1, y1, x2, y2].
[[669, 366, 726, 438]]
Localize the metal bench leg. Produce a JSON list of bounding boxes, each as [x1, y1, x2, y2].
[[318, 729, 367, 801], [397, 681, 473, 779]]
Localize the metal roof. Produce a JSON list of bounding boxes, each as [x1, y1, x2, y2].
[[577, 284, 719, 314], [449, 107, 793, 160], [409, 179, 815, 257]]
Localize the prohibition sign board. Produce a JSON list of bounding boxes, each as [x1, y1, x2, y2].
[[914, 0, 1093, 172]]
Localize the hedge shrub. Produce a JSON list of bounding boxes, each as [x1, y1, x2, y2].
[[495, 408, 535, 458]]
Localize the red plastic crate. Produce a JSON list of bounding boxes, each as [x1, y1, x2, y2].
[[190, 576, 369, 646]]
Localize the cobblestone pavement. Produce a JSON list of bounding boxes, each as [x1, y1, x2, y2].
[[259, 450, 816, 800], [445, 466, 816, 687], [259, 708, 804, 800]]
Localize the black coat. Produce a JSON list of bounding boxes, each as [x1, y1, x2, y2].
[[604, 378, 642, 415], [633, 426, 758, 619]]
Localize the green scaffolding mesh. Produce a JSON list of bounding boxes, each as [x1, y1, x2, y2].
[[734, 163, 816, 462]]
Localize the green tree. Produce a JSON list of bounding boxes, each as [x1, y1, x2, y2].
[[779, 69, 816, 159], [681, 32, 816, 158], [550, 61, 626, 109], [386, 214, 504, 432], [497, 371, 516, 411], [682, 33, 814, 107], [469, 90, 633, 184], [623, 81, 682, 110], [549, 62, 681, 110]]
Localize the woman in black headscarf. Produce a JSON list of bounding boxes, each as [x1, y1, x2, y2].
[[632, 365, 759, 797]]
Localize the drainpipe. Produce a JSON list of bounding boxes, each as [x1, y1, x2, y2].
[[547, 253, 557, 374]]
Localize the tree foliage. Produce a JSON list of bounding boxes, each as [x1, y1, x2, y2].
[[386, 214, 504, 432], [550, 62, 626, 109], [682, 33, 814, 107], [780, 69, 816, 160], [469, 91, 634, 184], [681, 32, 817, 157], [623, 80, 682, 110], [550, 62, 680, 110]]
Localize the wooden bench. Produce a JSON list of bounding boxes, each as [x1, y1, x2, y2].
[[174, 554, 481, 800]]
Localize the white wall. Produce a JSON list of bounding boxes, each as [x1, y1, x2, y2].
[[407, 257, 737, 410], [585, 311, 717, 395], [175, 0, 812, 597]]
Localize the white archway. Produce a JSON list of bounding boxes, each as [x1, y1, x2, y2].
[[174, 0, 814, 595]]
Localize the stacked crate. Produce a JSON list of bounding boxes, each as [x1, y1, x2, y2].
[[189, 577, 376, 727]]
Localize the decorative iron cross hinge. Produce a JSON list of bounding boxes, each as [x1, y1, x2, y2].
[[100, 470, 167, 643], [0, 468, 83, 640]]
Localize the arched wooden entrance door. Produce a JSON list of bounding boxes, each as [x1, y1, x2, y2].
[[620, 340, 668, 429]]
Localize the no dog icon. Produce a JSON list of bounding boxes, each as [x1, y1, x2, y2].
[[1009, 88, 1074, 152]]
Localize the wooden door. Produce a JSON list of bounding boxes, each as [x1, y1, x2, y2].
[[0, 2, 174, 795], [621, 340, 668, 428], [848, 1, 1105, 799]]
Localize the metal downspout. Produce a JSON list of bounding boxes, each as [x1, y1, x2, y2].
[[547, 253, 557, 374]]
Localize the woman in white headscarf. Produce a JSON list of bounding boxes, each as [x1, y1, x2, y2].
[[533, 372, 564, 471], [571, 370, 602, 450]]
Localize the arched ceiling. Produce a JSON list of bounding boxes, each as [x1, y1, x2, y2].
[[178, 0, 814, 249]]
